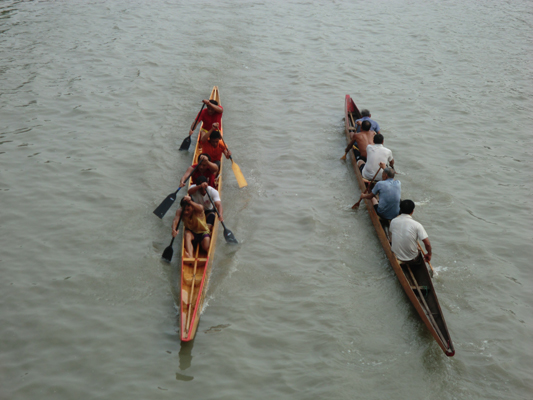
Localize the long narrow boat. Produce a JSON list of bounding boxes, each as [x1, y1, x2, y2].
[[344, 95, 455, 356], [180, 86, 223, 342]]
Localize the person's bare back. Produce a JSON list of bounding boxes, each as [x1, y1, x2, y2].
[[355, 129, 376, 158]]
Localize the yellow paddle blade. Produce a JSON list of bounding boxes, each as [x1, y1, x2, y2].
[[231, 160, 247, 188]]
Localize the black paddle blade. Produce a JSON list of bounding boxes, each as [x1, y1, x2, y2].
[[161, 244, 174, 262], [179, 136, 191, 151], [223, 227, 238, 244], [153, 193, 176, 219]]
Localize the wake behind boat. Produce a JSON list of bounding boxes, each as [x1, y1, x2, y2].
[[344, 95, 455, 356]]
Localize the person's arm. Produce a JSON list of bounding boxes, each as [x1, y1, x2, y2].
[[422, 238, 432, 262], [180, 165, 195, 187], [203, 99, 223, 114], [222, 142, 231, 159], [360, 191, 376, 200], [389, 158, 395, 169], [200, 122, 219, 142], [172, 208, 183, 237], [345, 138, 356, 153], [188, 184, 200, 195], [189, 110, 203, 136]]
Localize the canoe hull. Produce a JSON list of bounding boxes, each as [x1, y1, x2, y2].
[[180, 86, 223, 342]]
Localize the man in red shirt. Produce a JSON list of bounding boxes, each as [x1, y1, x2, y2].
[[188, 99, 223, 139], [179, 154, 218, 188]]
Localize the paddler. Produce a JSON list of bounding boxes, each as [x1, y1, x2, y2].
[[188, 99, 223, 141], [188, 175, 223, 231], [180, 154, 218, 188], [357, 133, 395, 182], [358, 167, 401, 220], [172, 196, 211, 258], [200, 123, 231, 172], [354, 109, 381, 134], [390, 199, 432, 265], [345, 120, 376, 162]]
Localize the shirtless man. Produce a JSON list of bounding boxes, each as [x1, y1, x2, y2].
[[345, 120, 376, 162], [172, 196, 211, 258]]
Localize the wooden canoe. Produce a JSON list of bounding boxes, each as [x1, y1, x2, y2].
[[180, 86, 223, 342], [344, 95, 455, 356]]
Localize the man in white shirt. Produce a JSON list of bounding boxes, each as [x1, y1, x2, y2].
[[187, 175, 223, 230], [390, 199, 432, 263], [357, 134, 394, 181]]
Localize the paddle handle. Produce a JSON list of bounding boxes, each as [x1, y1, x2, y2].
[[173, 215, 182, 236], [354, 167, 382, 205], [205, 189, 223, 223]]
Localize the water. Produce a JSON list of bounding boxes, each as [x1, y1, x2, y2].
[[1, 1, 532, 399]]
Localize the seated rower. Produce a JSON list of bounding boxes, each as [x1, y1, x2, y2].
[[355, 109, 381, 134], [188, 175, 223, 231], [172, 196, 211, 258], [188, 99, 223, 141], [200, 123, 231, 172], [345, 120, 376, 162], [359, 167, 401, 220], [390, 200, 432, 266], [357, 133, 394, 182], [180, 153, 218, 188]]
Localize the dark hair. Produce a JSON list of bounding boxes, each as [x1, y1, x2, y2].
[[196, 175, 207, 184], [361, 120, 372, 131], [373, 133, 384, 144], [209, 130, 222, 140], [198, 153, 211, 162], [180, 197, 189, 208], [209, 100, 219, 106], [399, 200, 415, 215], [361, 109, 370, 117]]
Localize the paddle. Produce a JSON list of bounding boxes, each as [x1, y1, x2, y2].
[[417, 242, 435, 277], [341, 114, 358, 161], [221, 138, 247, 188], [179, 103, 206, 151], [153, 163, 201, 219], [205, 189, 238, 244], [161, 215, 182, 262], [352, 167, 382, 209]]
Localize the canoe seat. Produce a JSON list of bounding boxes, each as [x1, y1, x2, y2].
[[183, 258, 208, 263], [183, 270, 203, 285], [411, 285, 429, 296]]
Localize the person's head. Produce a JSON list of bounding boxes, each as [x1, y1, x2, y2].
[[373, 133, 384, 144], [399, 199, 415, 215], [361, 109, 371, 117], [207, 99, 219, 114], [361, 120, 372, 132], [382, 167, 395, 180], [209, 130, 222, 147], [180, 197, 193, 214], [197, 153, 211, 170], [195, 175, 208, 194]]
